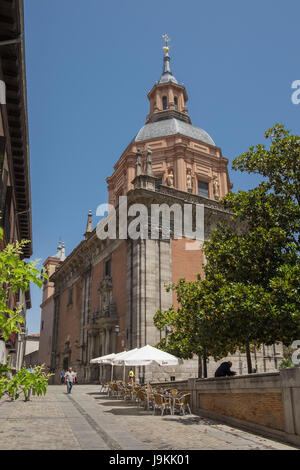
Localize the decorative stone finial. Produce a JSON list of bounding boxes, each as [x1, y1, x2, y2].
[[85, 210, 93, 239], [52, 239, 66, 261], [135, 148, 142, 177], [61, 242, 66, 261]]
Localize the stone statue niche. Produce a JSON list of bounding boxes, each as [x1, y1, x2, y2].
[[186, 169, 193, 193], [98, 278, 115, 317], [166, 168, 174, 187], [213, 176, 220, 201], [145, 146, 154, 177]]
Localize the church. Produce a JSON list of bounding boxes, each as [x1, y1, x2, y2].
[[39, 38, 282, 383]]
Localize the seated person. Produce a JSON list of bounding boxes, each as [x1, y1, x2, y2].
[[214, 361, 236, 377]]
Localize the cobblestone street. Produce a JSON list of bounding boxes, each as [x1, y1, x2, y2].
[[0, 385, 297, 450]]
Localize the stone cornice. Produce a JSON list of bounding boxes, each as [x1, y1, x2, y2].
[[40, 295, 54, 310], [106, 130, 228, 183], [126, 184, 232, 217], [51, 184, 233, 288], [50, 231, 125, 287]]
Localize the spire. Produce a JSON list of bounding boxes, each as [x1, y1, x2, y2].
[[159, 34, 178, 85], [85, 210, 93, 239], [52, 239, 66, 261], [145, 35, 190, 124], [61, 242, 66, 261], [53, 239, 61, 258]]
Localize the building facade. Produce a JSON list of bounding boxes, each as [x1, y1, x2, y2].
[[0, 0, 33, 370], [38, 241, 66, 369], [24, 333, 40, 368], [41, 42, 282, 383]]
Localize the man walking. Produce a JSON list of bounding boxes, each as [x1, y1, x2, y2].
[[64, 367, 76, 394]]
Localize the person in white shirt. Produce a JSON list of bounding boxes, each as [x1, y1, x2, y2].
[[64, 367, 76, 394]]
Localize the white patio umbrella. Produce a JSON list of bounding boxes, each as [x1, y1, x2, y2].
[[90, 349, 139, 381], [114, 344, 179, 408], [90, 352, 117, 381], [111, 348, 138, 382], [90, 353, 117, 364], [117, 345, 179, 367]]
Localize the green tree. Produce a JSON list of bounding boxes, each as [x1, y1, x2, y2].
[[0, 227, 51, 400], [0, 364, 52, 401]]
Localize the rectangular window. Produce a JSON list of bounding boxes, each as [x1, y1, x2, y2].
[[198, 181, 209, 198], [67, 287, 73, 306], [105, 259, 111, 277]]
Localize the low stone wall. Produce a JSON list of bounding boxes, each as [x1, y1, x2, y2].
[[152, 368, 300, 447]]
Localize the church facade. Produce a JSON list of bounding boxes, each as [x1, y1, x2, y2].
[[40, 42, 283, 383]]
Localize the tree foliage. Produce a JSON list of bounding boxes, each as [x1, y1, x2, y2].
[[0, 364, 53, 401], [0, 227, 50, 400]]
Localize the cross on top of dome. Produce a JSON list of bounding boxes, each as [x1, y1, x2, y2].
[[159, 33, 178, 85]]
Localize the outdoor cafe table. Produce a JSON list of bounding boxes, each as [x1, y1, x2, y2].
[[111, 345, 179, 410], [159, 390, 185, 415]]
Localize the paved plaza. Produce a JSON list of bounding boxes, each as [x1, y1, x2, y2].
[[0, 384, 297, 450]]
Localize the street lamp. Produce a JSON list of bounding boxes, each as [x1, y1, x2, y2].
[[114, 324, 125, 348]]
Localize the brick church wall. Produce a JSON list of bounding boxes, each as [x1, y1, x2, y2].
[[171, 238, 205, 308], [56, 277, 83, 367]]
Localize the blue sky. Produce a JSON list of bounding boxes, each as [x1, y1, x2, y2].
[[24, 0, 300, 333]]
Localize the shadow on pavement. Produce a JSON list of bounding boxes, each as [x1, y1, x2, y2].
[[103, 407, 153, 417], [163, 416, 220, 426], [97, 400, 140, 407]]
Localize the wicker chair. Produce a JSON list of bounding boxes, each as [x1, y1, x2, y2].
[[136, 389, 148, 407], [108, 381, 115, 397], [100, 381, 109, 393], [173, 393, 192, 415], [116, 383, 125, 398], [123, 386, 132, 401], [153, 393, 172, 416]]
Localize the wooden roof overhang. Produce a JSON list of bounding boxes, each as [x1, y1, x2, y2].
[[0, 0, 32, 257]]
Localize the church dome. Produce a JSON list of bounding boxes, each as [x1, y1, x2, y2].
[[134, 118, 215, 147]]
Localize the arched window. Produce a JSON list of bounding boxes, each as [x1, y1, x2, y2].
[[174, 96, 178, 110], [162, 96, 167, 110]]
